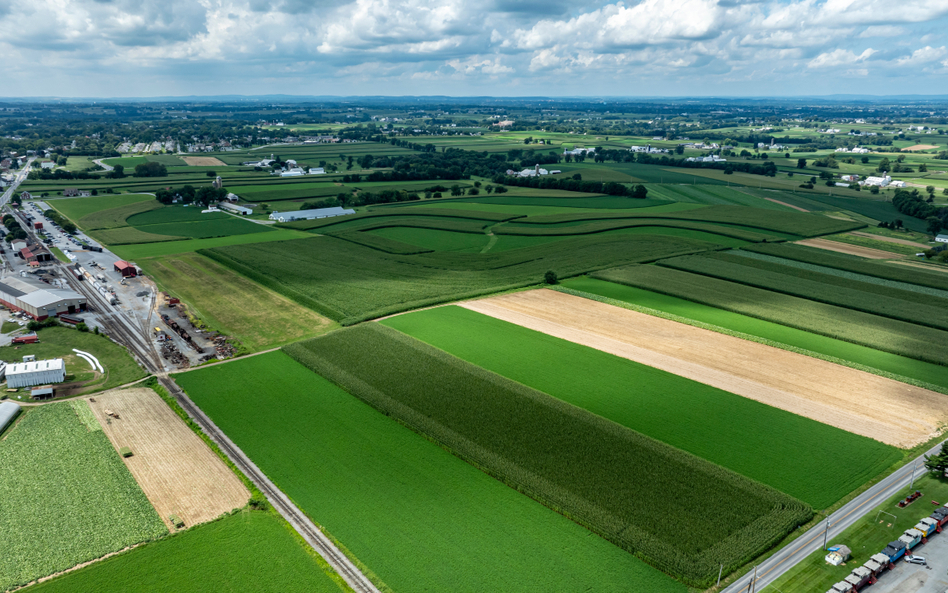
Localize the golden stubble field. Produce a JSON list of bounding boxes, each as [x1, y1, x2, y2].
[[181, 156, 227, 167], [87, 388, 249, 529], [462, 289, 947, 448]]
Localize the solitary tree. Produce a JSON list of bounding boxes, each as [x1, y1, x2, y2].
[[927, 216, 943, 237], [544, 270, 558, 285]]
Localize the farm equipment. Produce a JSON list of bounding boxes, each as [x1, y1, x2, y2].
[[119, 447, 133, 458], [168, 514, 184, 529], [104, 409, 120, 420]]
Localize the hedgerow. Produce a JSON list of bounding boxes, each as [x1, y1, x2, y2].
[[283, 324, 812, 587]]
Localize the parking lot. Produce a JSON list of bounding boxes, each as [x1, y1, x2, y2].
[[870, 528, 948, 593]]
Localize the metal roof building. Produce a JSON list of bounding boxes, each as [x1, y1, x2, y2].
[[0, 401, 20, 433], [0, 277, 86, 320], [6, 358, 65, 388], [268, 207, 355, 223]]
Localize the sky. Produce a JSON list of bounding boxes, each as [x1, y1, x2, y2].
[[2, 0, 948, 98]]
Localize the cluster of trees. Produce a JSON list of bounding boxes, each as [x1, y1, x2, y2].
[[154, 185, 227, 206], [498, 173, 648, 198], [2, 214, 27, 242], [27, 168, 100, 181], [892, 189, 947, 235], [44, 209, 76, 233], [133, 162, 167, 177]]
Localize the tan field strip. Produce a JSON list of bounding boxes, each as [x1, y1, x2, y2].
[[795, 238, 897, 259], [848, 231, 932, 249], [87, 388, 249, 529], [903, 144, 938, 151], [181, 156, 227, 167], [460, 290, 947, 448], [764, 198, 809, 212]]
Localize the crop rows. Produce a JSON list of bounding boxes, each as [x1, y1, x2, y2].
[[77, 200, 163, 230], [284, 324, 812, 587], [594, 264, 948, 367], [329, 231, 435, 254], [315, 216, 490, 235], [0, 403, 166, 592], [745, 242, 948, 291], [495, 217, 774, 242], [284, 207, 520, 231], [658, 252, 948, 331], [201, 233, 719, 324]]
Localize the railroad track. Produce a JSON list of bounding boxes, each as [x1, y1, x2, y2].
[[158, 376, 381, 593]]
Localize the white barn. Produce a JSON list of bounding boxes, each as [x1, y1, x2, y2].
[[6, 358, 65, 388]]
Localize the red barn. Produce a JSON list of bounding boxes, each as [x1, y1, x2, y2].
[[114, 261, 137, 277]]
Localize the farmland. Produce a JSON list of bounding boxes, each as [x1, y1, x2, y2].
[[381, 305, 901, 506], [560, 276, 948, 391], [109, 228, 312, 260], [201, 233, 722, 324], [139, 252, 336, 351], [285, 324, 813, 586], [29, 512, 344, 593], [595, 264, 948, 367], [0, 326, 147, 397], [0, 403, 166, 592], [175, 351, 684, 593]]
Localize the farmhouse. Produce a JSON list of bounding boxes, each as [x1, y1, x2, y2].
[[114, 261, 137, 277], [686, 155, 726, 163], [862, 174, 891, 187], [563, 147, 594, 156], [220, 202, 253, 215], [0, 277, 86, 320], [935, 234, 948, 243], [268, 206, 355, 223], [5, 358, 65, 388]]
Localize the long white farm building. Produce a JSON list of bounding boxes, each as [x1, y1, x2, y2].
[[0, 277, 86, 320], [6, 358, 65, 388], [268, 207, 355, 223]]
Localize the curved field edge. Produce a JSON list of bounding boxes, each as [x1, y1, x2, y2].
[[175, 351, 684, 593], [284, 325, 813, 587]]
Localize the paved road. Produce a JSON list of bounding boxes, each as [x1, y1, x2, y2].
[[724, 441, 945, 593], [1, 158, 33, 206]]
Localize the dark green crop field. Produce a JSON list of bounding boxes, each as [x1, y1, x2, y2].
[[286, 207, 519, 232], [29, 512, 343, 593], [284, 325, 812, 587], [658, 252, 948, 331], [494, 217, 778, 242], [561, 277, 948, 391], [381, 305, 900, 509], [595, 264, 948, 367], [201, 233, 720, 323], [745, 243, 948, 291], [135, 218, 275, 239], [176, 351, 682, 593], [127, 206, 231, 225]]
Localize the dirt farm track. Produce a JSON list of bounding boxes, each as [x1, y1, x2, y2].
[[87, 388, 249, 529], [462, 290, 948, 448]]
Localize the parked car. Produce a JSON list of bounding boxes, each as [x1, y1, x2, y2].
[[905, 555, 927, 565]]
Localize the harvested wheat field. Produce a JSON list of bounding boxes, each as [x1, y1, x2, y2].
[[181, 156, 227, 167], [87, 388, 249, 529], [795, 238, 897, 259], [461, 289, 948, 447], [903, 144, 939, 151]]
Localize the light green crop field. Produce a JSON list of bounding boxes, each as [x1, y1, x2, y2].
[[50, 193, 156, 222], [367, 227, 490, 252], [29, 512, 343, 593], [77, 199, 164, 230], [561, 277, 948, 390], [134, 218, 275, 239], [0, 403, 166, 592], [381, 305, 900, 509], [175, 352, 683, 593], [0, 327, 147, 396], [109, 229, 312, 259], [102, 156, 148, 168]]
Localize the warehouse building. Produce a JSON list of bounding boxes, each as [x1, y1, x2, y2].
[[268, 206, 355, 223], [0, 277, 86, 320], [0, 401, 20, 433], [114, 261, 137, 277], [219, 202, 253, 215], [6, 358, 65, 388]]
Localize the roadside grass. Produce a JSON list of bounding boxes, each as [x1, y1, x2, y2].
[[175, 351, 682, 593], [1, 321, 19, 333], [0, 326, 146, 396], [381, 305, 900, 510], [769, 474, 948, 593], [560, 276, 948, 391], [200, 233, 722, 324], [0, 403, 166, 592], [28, 512, 343, 593], [139, 252, 336, 351]]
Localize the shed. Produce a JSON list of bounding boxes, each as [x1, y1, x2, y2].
[[0, 400, 20, 433], [825, 545, 851, 565], [30, 386, 53, 399], [114, 261, 136, 277], [6, 358, 65, 388]]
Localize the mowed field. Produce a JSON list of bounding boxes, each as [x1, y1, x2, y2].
[[175, 351, 685, 593], [455, 290, 945, 447], [381, 306, 901, 509], [0, 403, 166, 592], [140, 253, 336, 351], [29, 512, 344, 593], [87, 388, 249, 529]]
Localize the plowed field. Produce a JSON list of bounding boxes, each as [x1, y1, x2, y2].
[[88, 388, 249, 529], [460, 289, 947, 447]]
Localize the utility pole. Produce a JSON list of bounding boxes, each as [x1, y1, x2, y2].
[[717, 564, 723, 587], [911, 460, 919, 489], [823, 519, 830, 550], [750, 565, 758, 593]]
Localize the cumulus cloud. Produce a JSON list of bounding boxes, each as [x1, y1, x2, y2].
[[808, 48, 876, 68]]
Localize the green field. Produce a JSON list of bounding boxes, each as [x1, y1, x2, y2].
[[0, 403, 166, 591], [0, 326, 147, 396], [201, 233, 722, 324], [109, 229, 313, 259], [139, 253, 336, 351], [595, 264, 948, 367], [560, 277, 948, 391], [50, 193, 157, 223], [133, 218, 275, 239], [102, 156, 148, 168], [92, 226, 186, 245], [285, 324, 812, 586], [381, 305, 900, 509], [127, 206, 231, 225], [30, 512, 343, 593], [658, 252, 948, 332], [367, 227, 490, 252], [175, 351, 684, 593]]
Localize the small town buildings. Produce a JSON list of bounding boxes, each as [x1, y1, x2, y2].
[[6, 358, 65, 388]]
